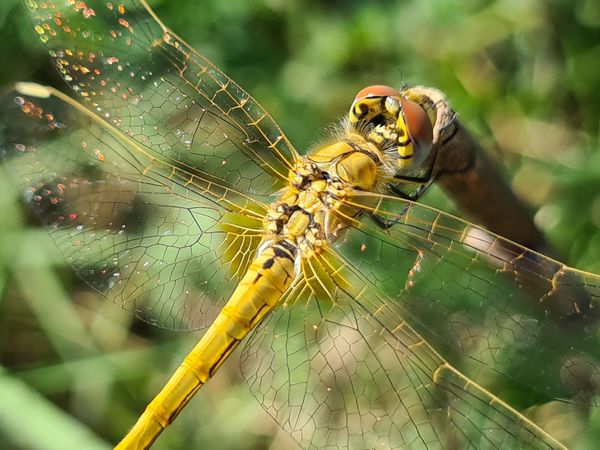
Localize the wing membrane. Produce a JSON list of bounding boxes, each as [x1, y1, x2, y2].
[[241, 248, 563, 449], [0, 85, 265, 330], [25, 0, 298, 193], [336, 191, 600, 408]]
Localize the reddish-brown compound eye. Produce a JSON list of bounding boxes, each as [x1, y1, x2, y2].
[[352, 85, 401, 105], [399, 96, 433, 158]]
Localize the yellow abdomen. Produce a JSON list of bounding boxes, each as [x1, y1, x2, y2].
[[115, 240, 297, 449]]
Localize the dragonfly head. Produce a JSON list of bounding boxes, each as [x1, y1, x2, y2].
[[349, 85, 433, 171]]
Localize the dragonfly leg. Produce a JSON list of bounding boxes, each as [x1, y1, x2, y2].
[[388, 179, 432, 201], [368, 210, 407, 230]]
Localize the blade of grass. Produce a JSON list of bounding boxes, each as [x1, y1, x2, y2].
[[0, 365, 112, 450]]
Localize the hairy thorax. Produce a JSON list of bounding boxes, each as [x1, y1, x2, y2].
[[264, 133, 383, 256]]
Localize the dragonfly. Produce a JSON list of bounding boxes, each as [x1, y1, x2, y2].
[[1, 0, 600, 449]]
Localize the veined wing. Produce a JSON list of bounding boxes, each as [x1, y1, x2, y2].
[[25, 0, 298, 193], [0, 83, 266, 330], [240, 245, 566, 449], [240, 192, 600, 449], [335, 191, 600, 410]]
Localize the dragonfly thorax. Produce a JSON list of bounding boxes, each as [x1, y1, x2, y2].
[[305, 138, 383, 190], [266, 182, 329, 254], [266, 146, 378, 254]]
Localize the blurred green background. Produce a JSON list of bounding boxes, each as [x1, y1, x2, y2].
[[1, 0, 600, 449]]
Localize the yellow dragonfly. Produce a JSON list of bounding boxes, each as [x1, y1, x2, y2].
[[2, 1, 600, 449]]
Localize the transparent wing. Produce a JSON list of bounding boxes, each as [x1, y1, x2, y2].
[[0, 85, 266, 330], [25, 0, 298, 193], [241, 247, 565, 449], [337, 191, 600, 408], [241, 192, 600, 449]]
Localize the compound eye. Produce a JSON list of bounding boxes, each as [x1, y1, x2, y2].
[[399, 96, 433, 163], [352, 85, 401, 106]]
